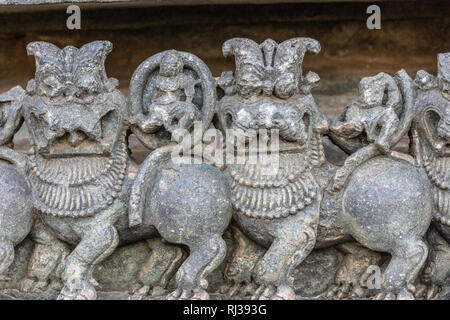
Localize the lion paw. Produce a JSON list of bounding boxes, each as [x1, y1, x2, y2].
[[57, 279, 97, 300], [19, 277, 50, 293], [219, 281, 257, 297], [167, 287, 210, 300], [414, 283, 441, 300], [0, 275, 11, 282], [129, 285, 169, 300], [326, 282, 366, 299], [128, 284, 150, 300], [251, 284, 296, 300], [373, 288, 414, 300]]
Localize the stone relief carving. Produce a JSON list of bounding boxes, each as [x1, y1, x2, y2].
[[410, 53, 450, 299], [0, 38, 447, 300], [328, 72, 403, 191], [127, 48, 231, 300]]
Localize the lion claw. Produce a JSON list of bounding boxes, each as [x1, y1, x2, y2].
[[219, 281, 257, 297], [373, 289, 414, 300], [19, 277, 49, 293], [167, 287, 210, 300], [326, 282, 366, 299], [252, 284, 295, 300], [57, 279, 97, 300]]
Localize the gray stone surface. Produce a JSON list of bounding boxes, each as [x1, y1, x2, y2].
[[93, 241, 151, 292], [0, 149, 33, 280], [213, 37, 437, 301], [293, 248, 341, 298], [0, 37, 448, 301]]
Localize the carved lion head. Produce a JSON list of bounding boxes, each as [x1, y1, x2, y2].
[[23, 41, 126, 157], [415, 52, 450, 158], [217, 37, 327, 153]]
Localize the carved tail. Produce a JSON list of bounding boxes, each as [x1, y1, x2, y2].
[[0, 146, 29, 177], [389, 69, 416, 147], [128, 145, 175, 228]]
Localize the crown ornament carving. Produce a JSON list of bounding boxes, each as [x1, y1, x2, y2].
[[219, 37, 321, 99]]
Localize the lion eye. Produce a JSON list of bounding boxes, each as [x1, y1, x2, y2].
[[42, 75, 61, 89], [274, 73, 296, 99], [237, 74, 262, 98], [76, 73, 100, 94]]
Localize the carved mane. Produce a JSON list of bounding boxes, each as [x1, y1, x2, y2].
[[423, 150, 450, 225], [228, 151, 318, 220], [411, 83, 450, 226], [28, 129, 128, 218]]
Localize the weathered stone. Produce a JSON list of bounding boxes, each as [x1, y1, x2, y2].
[[0, 32, 448, 301], [293, 248, 341, 298], [93, 241, 150, 292], [0, 238, 34, 290], [0, 153, 33, 281]]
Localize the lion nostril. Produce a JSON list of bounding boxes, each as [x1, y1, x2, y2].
[[69, 130, 88, 147], [262, 81, 274, 96], [249, 120, 258, 128], [272, 119, 284, 127], [263, 88, 272, 96]]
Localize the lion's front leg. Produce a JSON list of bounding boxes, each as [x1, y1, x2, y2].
[[57, 223, 119, 300], [415, 227, 450, 299], [251, 205, 319, 300], [219, 225, 264, 298], [252, 226, 317, 300], [39, 201, 124, 300], [20, 220, 70, 293]]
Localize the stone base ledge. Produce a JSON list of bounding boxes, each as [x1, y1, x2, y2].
[[0, 0, 390, 11]]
